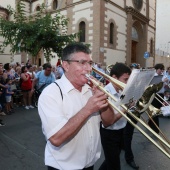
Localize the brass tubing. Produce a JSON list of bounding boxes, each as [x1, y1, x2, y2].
[[156, 93, 170, 106], [118, 94, 170, 150], [145, 95, 170, 144], [90, 69, 170, 149], [86, 74, 170, 159], [146, 111, 170, 145], [92, 67, 126, 90]]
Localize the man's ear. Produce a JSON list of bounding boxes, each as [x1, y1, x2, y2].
[[62, 61, 69, 72], [112, 74, 117, 79]]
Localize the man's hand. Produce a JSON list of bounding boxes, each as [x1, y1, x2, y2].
[[85, 88, 108, 114]]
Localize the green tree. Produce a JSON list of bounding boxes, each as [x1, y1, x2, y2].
[[0, 1, 78, 62]]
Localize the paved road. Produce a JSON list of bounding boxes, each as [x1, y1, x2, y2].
[[0, 106, 170, 170]]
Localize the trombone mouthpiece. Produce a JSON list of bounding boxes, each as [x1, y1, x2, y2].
[[85, 74, 90, 79]]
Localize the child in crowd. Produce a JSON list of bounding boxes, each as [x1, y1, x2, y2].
[[5, 79, 14, 115], [0, 91, 5, 126]]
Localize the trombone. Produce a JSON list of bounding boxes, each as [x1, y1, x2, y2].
[[86, 66, 170, 159]]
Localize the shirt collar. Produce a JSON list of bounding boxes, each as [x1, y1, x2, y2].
[[107, 82, 119, 96], [155, 72, 163, 76]]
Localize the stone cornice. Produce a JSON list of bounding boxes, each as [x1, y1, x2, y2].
[[23, 0, 38, 3], [47, 0, 91, 14], [104, 0, 124, 11], [125, 6, 149, 24]]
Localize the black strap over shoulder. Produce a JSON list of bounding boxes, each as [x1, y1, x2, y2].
[[54, 82, 63, 100]]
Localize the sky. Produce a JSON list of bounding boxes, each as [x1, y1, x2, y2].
[[156, 0, 170, 53]]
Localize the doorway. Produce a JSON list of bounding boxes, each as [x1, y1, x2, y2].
[[39, 58, 41, 66], [131, 40, 138, 63]]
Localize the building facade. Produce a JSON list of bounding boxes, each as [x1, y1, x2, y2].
[[0, 0, 156, 68]]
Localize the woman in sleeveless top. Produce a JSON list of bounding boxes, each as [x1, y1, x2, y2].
[[20, 66, 34, 110]]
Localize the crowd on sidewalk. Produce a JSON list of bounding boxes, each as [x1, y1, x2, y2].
[[0, 59, 107, 127], [0, 60, 64, 126]]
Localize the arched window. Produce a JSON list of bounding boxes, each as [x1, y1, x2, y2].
[[79, 21, 86, 42], [36, 6, 40, 11], [110, 23, 114, 44], [53, 0, 58, 10], [131, 27, 138, 40]]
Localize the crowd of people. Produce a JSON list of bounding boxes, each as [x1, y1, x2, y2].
[[0, 60, 64, 126], [1, 43, 170, 170]]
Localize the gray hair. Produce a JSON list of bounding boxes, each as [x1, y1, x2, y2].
[[62, 43, 91, 61]]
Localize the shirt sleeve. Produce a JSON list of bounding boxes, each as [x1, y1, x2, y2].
[[35, 71, 40, 79], [51, 73, 56, 82], [38, 84, 68, 140]]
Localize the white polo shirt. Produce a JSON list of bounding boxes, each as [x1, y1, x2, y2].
[[38, 74, 101, 170], [102, 82, 127, 130]]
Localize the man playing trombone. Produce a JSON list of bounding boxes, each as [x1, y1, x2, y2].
[[38, 43, 111, 170]]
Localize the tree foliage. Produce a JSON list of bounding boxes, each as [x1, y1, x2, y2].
[[0, 1, 78, 61]]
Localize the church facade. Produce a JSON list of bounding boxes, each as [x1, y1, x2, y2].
[[0, 0, 156, 68]]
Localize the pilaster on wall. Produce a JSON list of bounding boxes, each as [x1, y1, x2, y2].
[[146, 0, 149, 18], [99, 0, 105, 65], [66, 1, 73, 35], [143, 24, 148, 51], [126, 12, 132, 65]]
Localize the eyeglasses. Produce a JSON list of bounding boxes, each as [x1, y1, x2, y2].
[[64, 60, 94, 67]]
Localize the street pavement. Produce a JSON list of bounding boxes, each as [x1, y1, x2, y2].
[[0, 106, 170, 170]]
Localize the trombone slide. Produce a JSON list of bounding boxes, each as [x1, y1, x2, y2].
[[86, 74, 170, 159]]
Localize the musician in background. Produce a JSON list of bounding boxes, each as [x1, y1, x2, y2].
[[99, 63, 132, 170], [38, 43, 110, 170], [160, 90, 170, 117], [163, 90, 170, 105], [162, 66, 170, 92], [122, 63, 140, 169], [148, 63, 165, 134]]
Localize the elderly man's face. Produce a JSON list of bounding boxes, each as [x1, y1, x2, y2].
[[62, 52, 93, 90]]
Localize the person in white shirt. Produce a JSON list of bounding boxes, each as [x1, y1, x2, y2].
[[162, 66, 170, 92], [148, 63, 165, 134], [99, 63, 132, 170], [38, 43, 110, 170]]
